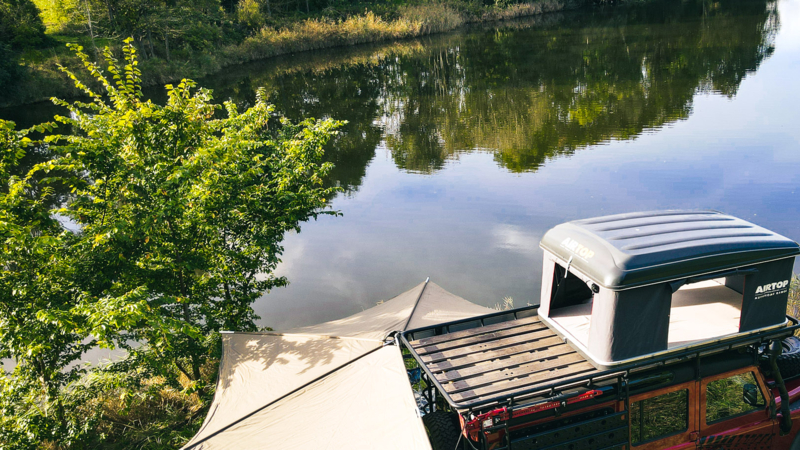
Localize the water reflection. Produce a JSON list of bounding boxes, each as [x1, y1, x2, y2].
[[1, 0, 779, 185], [384, 0, 777, 173], [196, 0, 779, 182], [1, 0, 794, 332]]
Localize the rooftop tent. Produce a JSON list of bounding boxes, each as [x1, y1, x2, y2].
[[182, 279, 493, 450], [538, 210, 800, 368]]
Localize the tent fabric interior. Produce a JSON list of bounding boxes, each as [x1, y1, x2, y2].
[[182, 280, 494, 450], [548, 279, 745, 352]]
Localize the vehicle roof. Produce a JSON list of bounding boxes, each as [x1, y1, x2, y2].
[[540, 210, 800, 289]]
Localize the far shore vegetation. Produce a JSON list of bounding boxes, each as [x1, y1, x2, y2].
[[0, 0, 594, 107]]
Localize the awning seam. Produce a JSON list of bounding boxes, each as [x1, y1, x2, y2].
[[403, 277, 430, 331]]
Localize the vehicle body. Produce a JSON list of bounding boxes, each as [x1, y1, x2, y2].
[[401, 211, 800, 450]]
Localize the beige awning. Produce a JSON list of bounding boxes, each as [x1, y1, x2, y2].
[[285, 280, 493, 340], [183, 280, 493, 450]]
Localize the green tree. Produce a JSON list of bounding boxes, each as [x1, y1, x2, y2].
[[0, 120, 96, 448], [44, 39, 340, 382], [0, 0, 47, 49], [0, 0, 47, 93], [0, 44, 21, 94], [0, 38, 341, 448]]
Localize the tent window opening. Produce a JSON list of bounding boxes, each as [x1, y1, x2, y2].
[[546, 263, 595, 349], [550, 264, 594, 310], [544, 270, 749, 362], [667, 276, 745, 349]]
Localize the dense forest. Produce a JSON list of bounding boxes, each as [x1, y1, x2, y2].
[[0, 0, 578, 106]]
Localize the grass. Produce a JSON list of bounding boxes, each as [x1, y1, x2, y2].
[[788, 274, 800, 321], [235, 11, 425, 59], [72, 360, 217, 450], [494, 296, 515, 310], [3, 0, 573, 107]]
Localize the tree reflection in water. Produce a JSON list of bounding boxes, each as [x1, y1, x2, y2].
[[376, 0, 777, 173], [2, 0, 779, 191], [123, 0, 783, 186]]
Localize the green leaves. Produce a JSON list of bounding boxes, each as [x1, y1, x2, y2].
[[0, 120, 92, 449], [1, 38, 342, 449], [0, 120, 29, 181]]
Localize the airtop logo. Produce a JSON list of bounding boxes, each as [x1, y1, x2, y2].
[[561, 238, 595, 260], [755, 280, 790, 294]]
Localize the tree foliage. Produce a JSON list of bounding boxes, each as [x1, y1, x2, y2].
[[0, 119, 94, 448], [0, 44, 21, 94], [0, 0, 47, 49], [0, 0, 47, 93], [0, 38, 341, 448]]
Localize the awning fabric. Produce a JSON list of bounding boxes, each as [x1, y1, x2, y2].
[[285, 280, 493, 340], [183, 280, 493, 450]]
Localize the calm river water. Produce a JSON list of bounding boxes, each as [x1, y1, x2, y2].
[[3, 0, 800, 332]]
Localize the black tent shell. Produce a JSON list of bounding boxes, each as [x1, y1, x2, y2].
[[540, 210, 800, 290]]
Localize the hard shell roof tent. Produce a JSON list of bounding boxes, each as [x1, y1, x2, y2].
[[539, 210, 800, 369]]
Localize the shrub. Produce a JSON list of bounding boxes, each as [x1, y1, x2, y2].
[[789, 274, 800, 320], [238, 0, 267, 29]]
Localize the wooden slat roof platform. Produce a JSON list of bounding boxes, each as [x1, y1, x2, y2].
[[407, 313, 601, 408]]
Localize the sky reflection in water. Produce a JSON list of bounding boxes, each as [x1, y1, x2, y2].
[[250, 0, 800, 330]]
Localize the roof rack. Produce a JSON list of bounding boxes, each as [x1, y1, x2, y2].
[[400, 306, 800, 413]]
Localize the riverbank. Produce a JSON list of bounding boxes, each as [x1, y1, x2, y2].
[[5, 0, 577, 107]]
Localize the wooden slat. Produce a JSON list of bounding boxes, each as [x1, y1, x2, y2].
[[426, 336, 565, 373], [409, 315, 540, 348], [421, 329, 557, 364], [442, 353, 587, 394], [449, 362, 597, 403], [406, 309, 605, 408], [434, 344, 576, 382], [415, 322, 549, 356]]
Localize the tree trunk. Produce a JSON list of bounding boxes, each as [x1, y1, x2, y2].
[[147, 28, 156, 59], [134, 36, 148, 60], [178, 270, 202, 381], [104, 0, 117, 31], [85, 0, 99, 56], [164, 31, 170, 61]]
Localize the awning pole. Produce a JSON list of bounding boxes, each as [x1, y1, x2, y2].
[[403, 277, 430, 331]]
